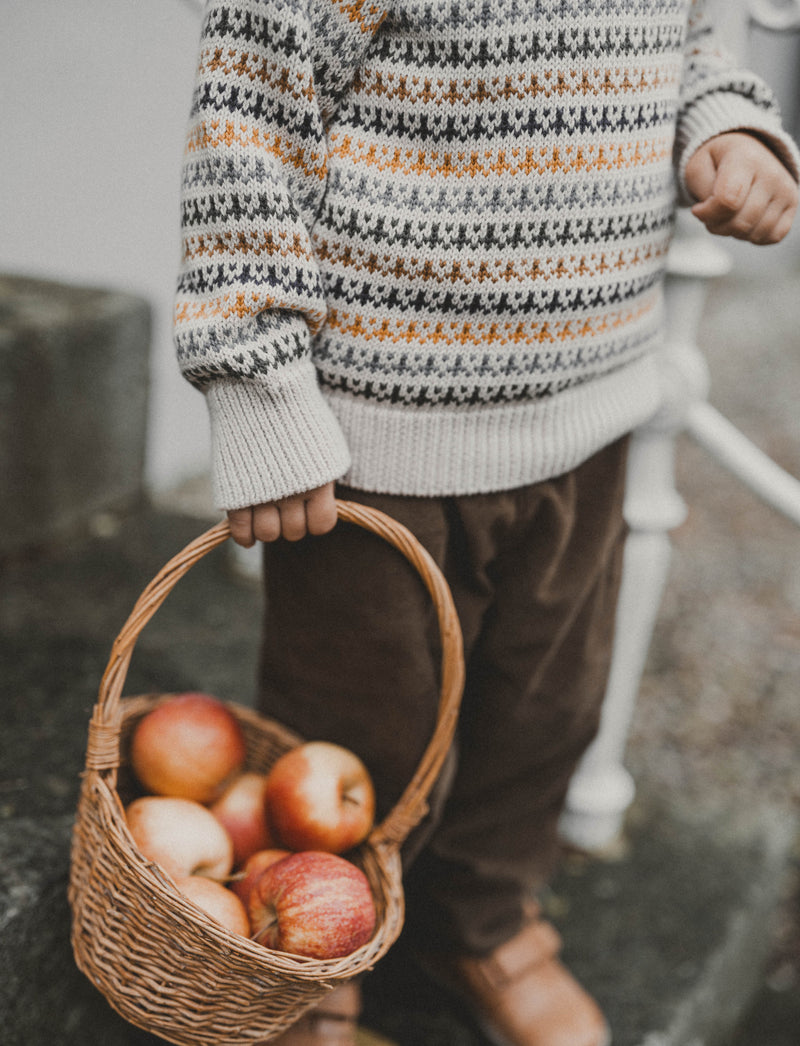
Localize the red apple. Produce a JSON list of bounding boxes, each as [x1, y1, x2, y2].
[[264, 742, 375, 853], [126, 796, 234, 881], [210, 772, 273, 867], [248, 851, 376, 959], [130, 692, 246, 803], [175, 875, 250, 937], [230, 847, 292, 905]]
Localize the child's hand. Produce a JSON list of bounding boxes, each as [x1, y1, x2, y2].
[[685, 132, 798, 245], [227, 481, 338, 545]]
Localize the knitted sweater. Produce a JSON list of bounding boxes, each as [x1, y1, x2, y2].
[[175, 0, 799, 510]]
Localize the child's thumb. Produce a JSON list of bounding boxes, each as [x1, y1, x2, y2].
[[684, 143, 718, 203]]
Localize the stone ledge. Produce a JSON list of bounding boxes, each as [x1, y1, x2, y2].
[[361, 799, 798, 1046], [2, 506, 798, 1044], [3, 801, 794, 1045], [0, 816, 164, 1045], [0, 274, 150, 558]]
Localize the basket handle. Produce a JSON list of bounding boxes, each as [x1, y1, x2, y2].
[[86, 501, 465, 852]]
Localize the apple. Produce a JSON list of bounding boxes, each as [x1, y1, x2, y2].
[[130, 692, 247, 803], [175, 875, 250, 937], [126, 796, 234, 881], [264, 742, 375, 853], [230, 847, 292, 905], [248, 851, 376, 959], [210, 772, 273, 867]]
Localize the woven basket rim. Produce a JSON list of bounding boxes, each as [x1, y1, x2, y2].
[[80, 500, 465, 852]]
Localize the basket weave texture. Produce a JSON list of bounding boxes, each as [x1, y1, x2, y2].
[[69, 501, 465, 1045]]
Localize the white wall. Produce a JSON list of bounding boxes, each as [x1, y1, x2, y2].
[[0, 0, 209, 495]]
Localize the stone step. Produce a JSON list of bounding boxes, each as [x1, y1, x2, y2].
[[0, 274, 150, 558], [1, 508, 797, 1044], [360, 801, 797, 1046], [2, 797, 793, 1045]]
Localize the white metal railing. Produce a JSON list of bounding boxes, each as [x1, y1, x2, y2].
[[560, 1, 800, 854], [559, 213, 800, 851], [750, 0, 800, 31]]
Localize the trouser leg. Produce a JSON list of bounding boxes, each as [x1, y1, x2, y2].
[[403, 440, 629, 953], [257, 491, 449, 828], [257, 437, 629, 955]]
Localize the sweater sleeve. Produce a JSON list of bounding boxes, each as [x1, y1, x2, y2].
[[175, 0, 388, 510], [674, 0, 800, 204]]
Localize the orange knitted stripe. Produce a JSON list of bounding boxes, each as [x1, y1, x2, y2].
[[314, 241, 670, 285], [197, 45, 315, 102], [327, 132, 672, 178], [185, 119, 327, 182], [183, 229, 314, 265], [351, 65, 682, 104], [325, 295, 657, 350], [175, 292, 326, 332]]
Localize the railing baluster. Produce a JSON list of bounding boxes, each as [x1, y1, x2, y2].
[[558, 217, 732, 852], [749, 0, 800, 32]]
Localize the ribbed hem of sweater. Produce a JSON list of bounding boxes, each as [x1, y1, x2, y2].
[[206, 366, 352, 510], [328, 354, 662, 497], [677, 93, 800, 206]]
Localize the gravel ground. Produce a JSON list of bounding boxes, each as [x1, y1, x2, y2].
[[625, 256, 800, 1041], [630, 264, 800, 818]]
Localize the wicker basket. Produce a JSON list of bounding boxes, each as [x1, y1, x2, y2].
[[69, 500, 465, 1045]]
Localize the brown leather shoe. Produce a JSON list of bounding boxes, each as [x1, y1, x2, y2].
[[423, 918, 610, 1046], [267, 982, 361, 1045]]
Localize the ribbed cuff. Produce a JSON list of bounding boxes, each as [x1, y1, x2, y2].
[[205, 365, 352, 510], [676, 92, 800, 206]]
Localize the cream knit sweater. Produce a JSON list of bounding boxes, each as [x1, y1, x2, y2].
[[175, 0, 799, 510]]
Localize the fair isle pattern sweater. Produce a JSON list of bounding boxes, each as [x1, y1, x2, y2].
[[175, 0, 799, 510]]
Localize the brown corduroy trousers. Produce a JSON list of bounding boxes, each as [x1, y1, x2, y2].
[[257, 436, 629, 956]]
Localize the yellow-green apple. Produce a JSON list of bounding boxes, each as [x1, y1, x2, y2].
[[264, 742, 375, 853], [230, 847, 291, 905], [175, 875, 250, 937], [248, 851, 376, 958], [126, 796, 234, 881], [210, 772, 273, 867], [130, 692, 246, 803]]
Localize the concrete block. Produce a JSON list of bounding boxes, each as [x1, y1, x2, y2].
[[0, 816, 169, 1045], [361, 799, 799, 1046], [0, 274, 150, 557], [3, 504, 798, 1045]]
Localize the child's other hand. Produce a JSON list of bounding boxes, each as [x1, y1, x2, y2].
[[685, 132, 798, 245], [227, 481, 338, 545]]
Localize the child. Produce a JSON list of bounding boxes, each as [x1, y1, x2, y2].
[[175, 2, 798, 1044]]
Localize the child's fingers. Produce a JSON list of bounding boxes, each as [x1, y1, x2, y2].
[[691, 150, 756, 221], [305, 486, 338, 536], [688, 134, 798, 243], [252, 503, 282, 543], [276, 497, 308, 541], [709, 149, 757, 213], [770, 202, 799, 244], [684, 143, 718, 203], [228, 507, 256, 547], [692, 178, 768, 237], [693, 176, 796, 242], [234, 484, 338, 544], [748, 199, 797, 245]]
